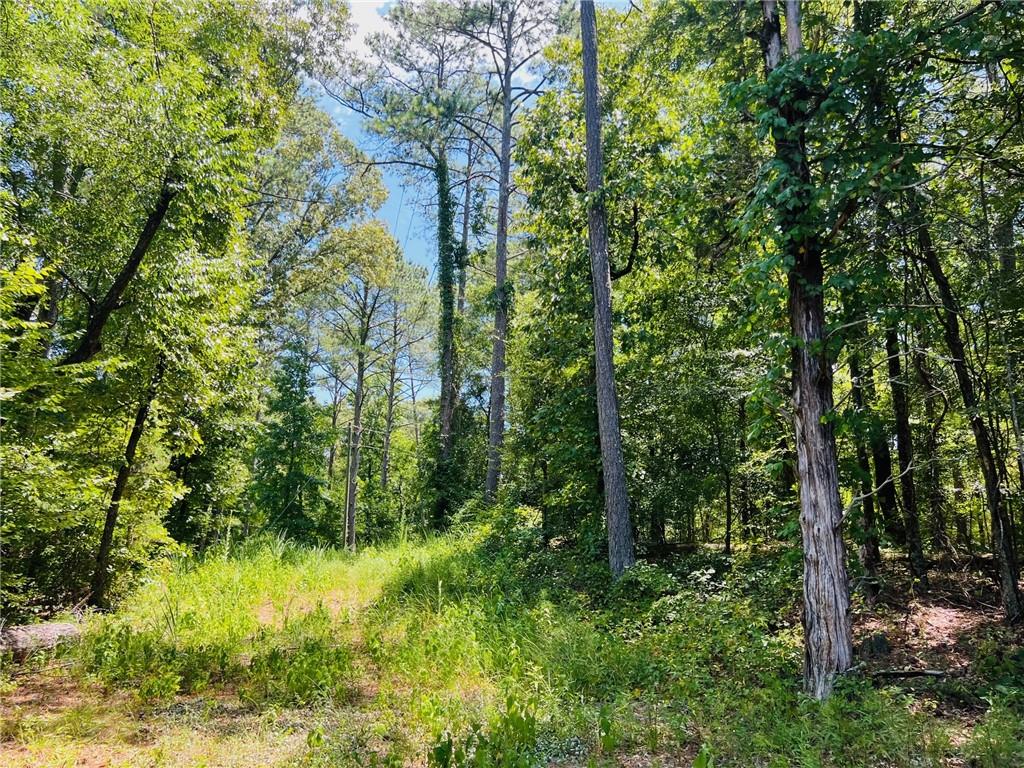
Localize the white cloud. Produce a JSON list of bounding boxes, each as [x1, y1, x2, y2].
[[347, 1, 394, 56]]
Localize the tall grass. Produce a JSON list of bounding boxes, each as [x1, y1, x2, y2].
[[71, 514, 1022, 767], [351, 514, 948, 767], [82, 536, 362, 704]]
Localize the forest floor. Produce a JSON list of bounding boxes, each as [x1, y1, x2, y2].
[[2, 509, 1023, 767]]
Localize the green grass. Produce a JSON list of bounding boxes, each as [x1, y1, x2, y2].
[[4, 507, 1023, 767]]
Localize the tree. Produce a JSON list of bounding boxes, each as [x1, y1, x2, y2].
[[317, 222, 400, 549], [252, 342, 332, 542], [446, 0, 565, 500], [0, 0, 319, 613], [379, 263, 433, 493], [753, 0, 852, 699], [579, 0, 634, 578], [246, 103, 386, 324], [321, 0, 485, 520]]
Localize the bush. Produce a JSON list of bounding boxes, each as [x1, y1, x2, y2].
[[964, 694, 1024, 768]]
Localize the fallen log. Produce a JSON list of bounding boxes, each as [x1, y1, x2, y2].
[[1, 622, 81, 660]]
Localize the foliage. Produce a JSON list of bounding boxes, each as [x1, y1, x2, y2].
[[4, 0, 1024, 763], [13, 516, 1013, 766]]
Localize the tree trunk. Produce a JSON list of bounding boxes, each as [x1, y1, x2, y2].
[[885, 327, 929, 589], [912, 200, 1022, 621], [345, 352, 366, 551], [953, 463, 972, 552], [861, 363, 904, 544], [61, 170, 177, 366], [759, 0, 853, 699], [437, 154, 458, 465], [649, 508, 666, 549], [914, 348, 950, 553], [458, 141, 474, 317], [408, 357, 420, 452], [850, 352, 882, 603], [581, 0, 635, 579], [89, 356, 165, 608], [995, 204, 1024, 494], [328, 384, 341, 491], [738, 398, 753, 538], [724, 468, 733, 556], [382, 342, 399, 492], [484, 50, 514, 501]]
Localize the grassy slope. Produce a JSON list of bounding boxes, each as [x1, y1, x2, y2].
[[2, 508, 1023, 767]]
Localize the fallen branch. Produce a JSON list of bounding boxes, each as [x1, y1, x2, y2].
[[871, 668, 947, 679]]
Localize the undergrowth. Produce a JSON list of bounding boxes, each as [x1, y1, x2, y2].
[[14, 508, 1023, 767]]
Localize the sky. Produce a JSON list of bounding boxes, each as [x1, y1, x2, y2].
[[316, 1, 435, 276], [317, 0, 633, 280]]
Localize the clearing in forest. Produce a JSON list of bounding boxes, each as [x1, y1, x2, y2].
[[2, 514, 1022, 768]]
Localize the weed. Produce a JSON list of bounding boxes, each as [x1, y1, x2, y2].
[[10, 510, 1021, 767]]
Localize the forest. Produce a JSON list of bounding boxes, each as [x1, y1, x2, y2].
[[1, 0, 1023, 765]]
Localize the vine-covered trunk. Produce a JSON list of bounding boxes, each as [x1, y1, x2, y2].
[[436, 153, 457, 465], [581, 0, 635, 578], [760, 0, 852, 699]]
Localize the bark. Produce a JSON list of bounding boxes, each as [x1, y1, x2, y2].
[[912, 201, 1022, 621], [850, 352, 882, 603], [885, 327, 929, 589], [759, 0, 853, 699], [345, 351, 366, 551], [89, 356, 165, 608], [485, 24, 514, 501], [61, 170, 177, 366], [1, 623, 80, 660], [581, 0, 635, 578]]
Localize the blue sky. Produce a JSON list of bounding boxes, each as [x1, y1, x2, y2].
[[316, 1, 435, 275], [318, 0, 632, 279]]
